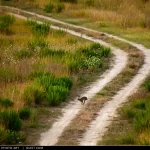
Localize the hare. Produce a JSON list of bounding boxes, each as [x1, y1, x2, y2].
[[77, 96, 88, 105]]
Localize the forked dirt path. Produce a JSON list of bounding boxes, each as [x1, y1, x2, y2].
[[2, 6, 150, 146]]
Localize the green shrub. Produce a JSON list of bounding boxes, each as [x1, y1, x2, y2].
[[28, 40, 48, 52], [54, 29, 66, 37], [0, 126, 6, 144], [119, 134, 135, 145], [26, 20, 50, 37], [28, 71, 50, 80], [33, 73, 72, 106], [5, 130, 26, 145], [121, 107, 135, 119], [44, 3, 54, 13], [83, 56, 102, 71], [134, 109, 150, 132], [0, 110, 22, 131], [132, 100, 146, 109], [45, 86, 68, 106], [101, 47, 111, 57], [32, 22, 50, 37], [55, 77, 73, 90], [144, 81, 150, 91], [39, 48, 65, 57], [0, 98, 14, 108], [18, 107, 31, 120], [0, 15, 15, 34], [23, 85, 44, 106], [56, 3, 65, 13], [0, 68, 16, 83], [14, 49, 32, 59]]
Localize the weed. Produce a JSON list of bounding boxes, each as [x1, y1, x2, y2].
[[0, 110, 22, 131], [0, 98, 14, 108], [19, 107, 31, 120]]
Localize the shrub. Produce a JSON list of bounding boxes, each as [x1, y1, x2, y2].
[[55, 77, 73, 90], [5, 130, 26, 145], [39, 48, 65, 57], [33, 73, 72, 106], [18, 107, 31, 120], [14, 49, 32, 59], [23, 85, 44, 106], [32, 22, 50, 37], [0, 110, 22, 131], [28, 40, 48, 52], [0, 98, 14, 107], [26, 20, 50, 37], [144, 81, 150, 91], [56, 3, 65, 13], [0, 126, 6, 144], [83, 56, 102, 71], [44, 3, 54, 13], [101, 47, 111, 57], [132, 100, 146, 109], [0, 15, 15, 34], [45, 86, 68, 106], [119, 134, 135, 144], [134, 109, 150, 132]]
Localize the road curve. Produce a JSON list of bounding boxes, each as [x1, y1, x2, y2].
[[2, 6, 150, 146], [5, 11, 128, 145]]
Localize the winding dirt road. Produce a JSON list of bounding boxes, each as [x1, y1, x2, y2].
[[2, 6, 150, 146]]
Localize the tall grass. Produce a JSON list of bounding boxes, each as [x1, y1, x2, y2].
[[121, 77, 150, 144], [24, 73, 73, 106], [0, 15, 15, 34]]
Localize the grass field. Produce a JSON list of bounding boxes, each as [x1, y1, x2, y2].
[[1, 0, 150, 48], [0, 13, 111, 145]]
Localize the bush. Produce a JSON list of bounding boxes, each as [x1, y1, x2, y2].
[[32, 22, 50, 37], [119, 134, 135, 144], [56, 3, 65, 13], [28, 40, 48, 52], [14, 49, 32, 59], [23, 85, 45, 106], [0, 98, 14, 107], [5, 130, 26, 145], [55, 77, 73, 90], [28, 73, 73, 106], [0, 15, 15, 34], [144, 81, 150, 91], [83, 56, 102, 71], [0, 110, 22, 131], [26, 20, 50, 37], [101, 47, 111, 57], [18, 107, 31, 120], [44, 3, 54, 13], [45, 86, 68, 106], [39, 48, 65, 57]]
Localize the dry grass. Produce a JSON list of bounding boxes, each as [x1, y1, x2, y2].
[[0, 17, 91, 112]]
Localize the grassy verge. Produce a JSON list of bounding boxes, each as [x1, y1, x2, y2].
[[98, 75, 150, 145], [1, 0, 150, 48]]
